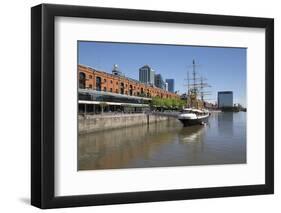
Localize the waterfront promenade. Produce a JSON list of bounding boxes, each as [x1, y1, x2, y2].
[[79, 112, 173, 134], [78, 110, 223, 134]]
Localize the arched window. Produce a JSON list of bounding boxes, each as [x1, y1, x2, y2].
[[79, 72, 86, 89], [96, 77, 101, 91], [129, 85, 133, 96], [120, 82, 124, 94]]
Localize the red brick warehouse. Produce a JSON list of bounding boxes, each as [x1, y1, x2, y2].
[[78, 64, 179, 99]]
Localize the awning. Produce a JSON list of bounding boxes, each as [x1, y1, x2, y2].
[[78, 100, 149, 107]]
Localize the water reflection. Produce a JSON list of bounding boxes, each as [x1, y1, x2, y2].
[[178, 126, 204, 143], [78, 112, 246, 170], [217, 112, 234, 136]]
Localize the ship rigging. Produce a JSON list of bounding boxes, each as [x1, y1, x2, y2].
[[178, 60, 211, 126]]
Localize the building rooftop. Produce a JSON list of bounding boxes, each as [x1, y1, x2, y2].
[[79, 64, 177, 95], [79, 88, 152, 101]]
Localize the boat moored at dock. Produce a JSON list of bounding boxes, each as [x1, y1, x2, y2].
[[177, 59, 211, 127], [178, 108, 210, 126]]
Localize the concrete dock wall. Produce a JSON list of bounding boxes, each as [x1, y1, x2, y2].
[[79, 113, 171, 134]]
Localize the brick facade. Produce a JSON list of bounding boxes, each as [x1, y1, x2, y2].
[[78, 65, 179, 99]]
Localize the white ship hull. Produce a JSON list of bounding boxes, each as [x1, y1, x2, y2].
[[178, 108, 210, 126], [178, 114, 209, 126]]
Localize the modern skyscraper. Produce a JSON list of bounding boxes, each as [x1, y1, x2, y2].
[[218, 91, 233, 108], [155, 74, 165, 89], [139, 65, 155, 85], [165, 79, 175, 93]]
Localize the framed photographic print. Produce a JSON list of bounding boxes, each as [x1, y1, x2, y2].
[[31, 3, 274, 209]]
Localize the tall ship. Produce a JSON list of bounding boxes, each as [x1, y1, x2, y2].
[[178, 60, 211, 126]]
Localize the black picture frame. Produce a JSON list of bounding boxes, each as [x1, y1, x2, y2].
[[31, 3, 274, 209]]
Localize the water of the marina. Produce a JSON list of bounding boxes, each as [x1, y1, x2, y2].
[[78, 112, 246, 170]]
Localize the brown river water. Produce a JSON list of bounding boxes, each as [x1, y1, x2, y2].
[[78, 112, 246, 170]]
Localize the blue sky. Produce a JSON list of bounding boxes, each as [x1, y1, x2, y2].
[[78, 41, 246, 107]]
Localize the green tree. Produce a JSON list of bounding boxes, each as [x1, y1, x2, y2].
[[151, 97, 186, 110]]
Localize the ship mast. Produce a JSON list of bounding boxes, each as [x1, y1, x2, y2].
[[199, 76, 212, 103], [185, 60, 211, 108], [187, 71, 190, 106], [192, 59, 196, 92]]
